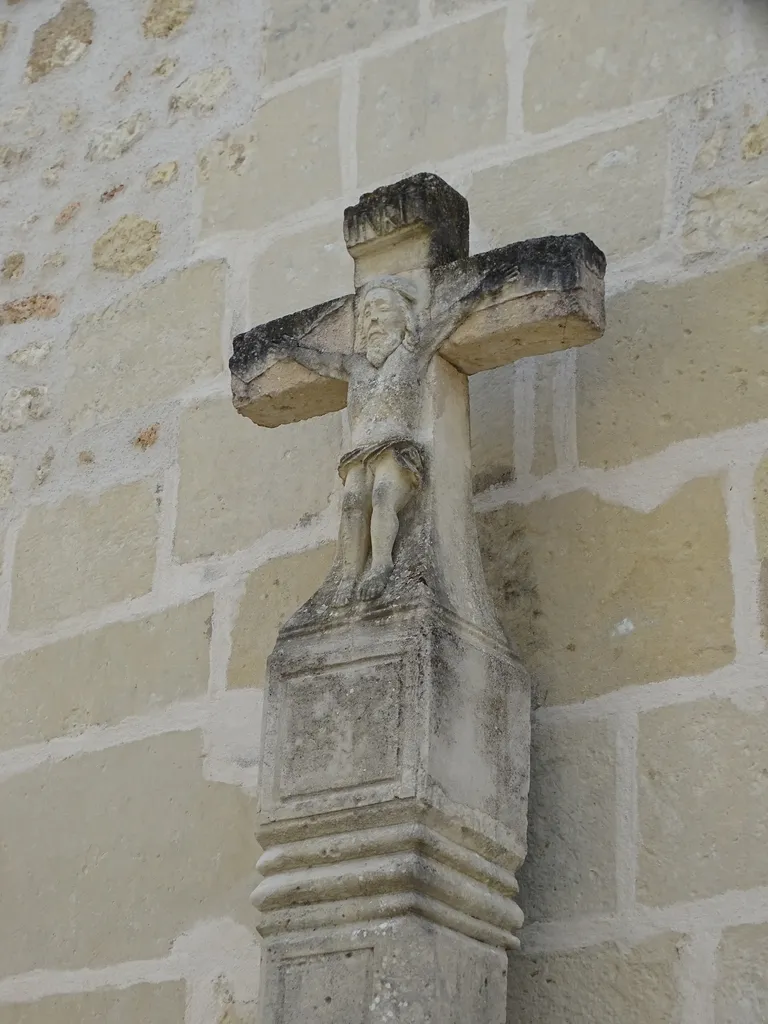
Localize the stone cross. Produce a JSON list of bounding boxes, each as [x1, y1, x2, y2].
[[230, 174, 605, 1024]]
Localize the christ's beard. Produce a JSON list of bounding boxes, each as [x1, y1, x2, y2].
[[366, 330, 401, 367]]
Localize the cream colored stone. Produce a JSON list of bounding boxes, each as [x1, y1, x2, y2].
[[0, 731, 257, 972], [228, 546, 335, 689], [86, 111, 150, 162], [753, 456, 768, 634], [25, 0, 94, 84], [175, 398, 340, 561], [143, 0, 194, 38], [531, 353, 559, 478], [0, 455, 14, 505], [0, 386, 51, 431], [2, 252, 24, 280], [199, 75, 341, 235], [0, 598, 212, 749], [524, 0, 730, 132], [250, 221, 353, 324], [92, 214, 160, 275], [468, 364, 516, 493], [147, 159, 178, 186], [170, 66, 233, 117], [479, 478, 734, 705], [507, 934, 684, 1021], [639, 696, 768, 905], [684, 179, 768, 252], [0, 984, 186, 1024], [64, 261, 224, 430], [263, 0, 418, 81], [358, 13, 507, 184], [715, 924, 768, 1024], [519, 718, 616, 922], [742, 115, 768, 160], [0, 294, 59, 325], [10, 480, 157, 631], [469, 119, 666, 260], [7, 341, 52, 368], [578, 261, 768, 468]]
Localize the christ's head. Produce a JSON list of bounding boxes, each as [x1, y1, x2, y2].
[[358, 283, 416, 368]]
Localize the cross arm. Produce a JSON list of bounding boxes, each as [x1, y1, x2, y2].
[[428, 233, 606, 374], [230, 295, 354, 427]]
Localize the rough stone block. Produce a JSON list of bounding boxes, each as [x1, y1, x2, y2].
[[638, 696, 768, 905], [0, 597, 212, 749], [0, 731, 257, 973], [523, 0, 730, 132], [199, 76, 341, 236], [228, 546, 335, 690], [684, 178, 768, 252], [479, 477, 734, 705], [577, 261, 768, 468], [0, 295, 60, 325], [92, 215, 161, 276], [63, 261, 225, 431], [519, 718, 616, 922], [10, 481, 158, 632], [506, 934, 684, 1022], [143, 0, 194, 38], [468, 119, 666, 260], [715, 923, 768, 1024], [263, 0, 419, 82], [0, 984, 186, 1023], [358, 13, 507, 185], [175, 398, 340, 561], [469, 364, 516, 493], [250, 222, 353, 325], [170, 66, 233, 117], [25, 0, 94, 84]]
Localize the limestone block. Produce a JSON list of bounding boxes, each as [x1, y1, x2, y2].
[[742, 115, 768, 160], [469, 364, 516, 493], [263, 0, 419, 82], [358, 13, 507, 185], [506, 934, 684, 1022], [478, 478, 734, 705], [530, 353, 559, 478], [0, 294, 59, 325], [175, 398, 340, 561], [0, 386, 51, 430], [753, 456, 768, 633], [92, 215, 160, 276], [715, 924, 768, 1024], [63, 261, 225, 431], [143, 0, 194, 38], [684, 179, 768, 252], [0, 731, 257, 973], [0, 455, 13, 506], [0, 984, 185, 1023], [199, 76, 341, 236], [250, 222, 353, 325], [25, 0, 94, 84], [469, 119, 666, 260], [2, 252, 25, 280], [170, 67, 233, 117], [228, 545, 335, 689], [86, 112, 150, 162], [523, 0, 730, 132], [10, 481, 158, 631], [638, 696, 768, 905], [519, 718, 616, 922], [0, 597, 212, 749], [577, 261, 768, 468]]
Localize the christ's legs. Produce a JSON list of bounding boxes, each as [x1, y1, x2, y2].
[[332, 464, 372, 606], [359, 452, 415, 601]]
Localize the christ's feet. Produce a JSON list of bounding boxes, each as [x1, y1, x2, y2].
[[358, 562, 393, 601]]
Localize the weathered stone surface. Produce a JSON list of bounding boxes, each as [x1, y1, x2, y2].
[[578, 261, 768, 468], [0, 598, 212, 749], [524, 0, 730, 132], [25, 0, 94, 84], [684, 179, 768, 252], [530, 353, 559, 478], [469, 364, 516, 492], [479, 478, 734, 705], [143, 0, 194, 38], [250, 222, 353, 325], [175, 398, 340, 561], [742, 115, 768, 160], [64, 261, 224, 430], [7, 340, 51, 368], [147, 159, 178, 186], [0, 455, 13, 506], [0, 22, 9, 51], [199, 75, 341, 236], [519, 718, 616, 922], [2, 252, 24, 280], [54, 199, 81, 230], [0, 294, 60, 325], [0, 145, 30, 179], [92, 215, 160, 275], [10, 481, 158, 631], [754, 456, 768, 635], [507, 934, 684, 1022], [469, 118, 666, 260], [0, 984, 186, 1024], [228, 546, 334, 689], [0, 731, 257, 973], [0, 386, 51, 431], [86, 111, 150, 162], [715, 923, 768, 1024], [358, 13, 507, 184], [639, 696, 768, 905], [262, 0, 419, 82], [170, 66, 233, 116]]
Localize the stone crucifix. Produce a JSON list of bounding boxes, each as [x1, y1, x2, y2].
[[231, 174, 605, 1024]]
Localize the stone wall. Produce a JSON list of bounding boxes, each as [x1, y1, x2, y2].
[[0, 0, 767, 1021]]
